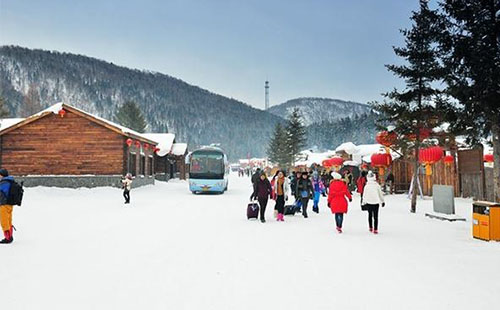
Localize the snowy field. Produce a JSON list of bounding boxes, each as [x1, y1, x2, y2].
[[2, 173, 499, 310]]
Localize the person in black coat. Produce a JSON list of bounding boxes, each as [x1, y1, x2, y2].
[[250, 171, 272, 223], [295, 171, 314, 218], [251, 168, 261, 186]]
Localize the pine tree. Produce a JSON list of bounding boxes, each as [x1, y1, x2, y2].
[[286, 108, 307, 165], [114, 101, 147, 133], [22, 84, 42, 117], [438, 0, 500, 202], [267, 123, 290, 168], [0, 96, 10, 118], [374, 0, 445, 213]]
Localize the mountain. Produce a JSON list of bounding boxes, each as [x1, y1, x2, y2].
[[0, 46, 283, 160], [306, 112, 378, 151], [267, 97, 372, 126]]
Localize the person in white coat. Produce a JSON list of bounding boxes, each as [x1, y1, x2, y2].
[[362, 171, 385, 234], [273, 170, 289, 222]]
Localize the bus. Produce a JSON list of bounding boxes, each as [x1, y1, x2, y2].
[[188, 147, 229, 194]]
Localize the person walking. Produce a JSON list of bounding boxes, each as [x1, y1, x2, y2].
[[311, 171, 325, 213], [290, 171, 302, 213], [296, 171, 314, 218], [270, 171, 279, 218], [328, 172, 352, 233], [251, 171, 272, 223], [0, 169, 15, 244], [362, 172, 385, 234], [356, 170, 368, 205], [273, 170, 289, 222], [121, 173, 133, 204], [384, 171, 395, 194], [251, 168, 262, 186]]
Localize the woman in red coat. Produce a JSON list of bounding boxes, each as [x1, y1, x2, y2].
[[328, 172, 352, 233]]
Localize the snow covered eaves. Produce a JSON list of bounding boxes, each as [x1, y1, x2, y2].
[[143, 133, 175, 157], [0, 118, 24, 131], [171, 143, 188, 156]]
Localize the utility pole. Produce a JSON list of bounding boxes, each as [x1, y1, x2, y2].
[[265, 80, 269, 110]]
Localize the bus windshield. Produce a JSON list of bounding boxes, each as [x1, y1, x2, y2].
[[190, 151, 224, 179]]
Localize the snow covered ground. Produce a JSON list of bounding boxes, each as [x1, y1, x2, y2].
[[2, 174, 499, 310]]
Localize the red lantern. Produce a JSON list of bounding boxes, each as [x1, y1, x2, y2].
[[371, 153, 392, 182], [376, 131, 397, 147], [135, 141, 141, 148], [371, 153, 392, 168], [443, 155, 454, 165], [322, 159, 332, 168], [126, 138, 133, 147], [58, 109, 66, 118], [143, 143, 149, 150], [153, 147, 160, 153], [484, 154, 494, 163], [329, 156, 344, 168], [419, 146, 444, 175], [407, 128, 431, 141]]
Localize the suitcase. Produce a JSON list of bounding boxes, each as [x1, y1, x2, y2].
[[247, 202, 259, 219], [284, 200, 301, 215]]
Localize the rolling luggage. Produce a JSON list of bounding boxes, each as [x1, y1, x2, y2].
[[284, 200, 301, 215], [247, 202, 259, 219]]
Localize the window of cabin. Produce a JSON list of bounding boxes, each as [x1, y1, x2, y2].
[[148, 156, 153, 176], [129, 152, 137, 176], [140, 155, 146, 176]]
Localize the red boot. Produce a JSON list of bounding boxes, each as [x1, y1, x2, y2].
[[0, 230, 12, 244]]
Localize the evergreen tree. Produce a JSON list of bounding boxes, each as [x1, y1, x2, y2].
[[0, 96, 9, 118], [439, 0, 500, 202], [267, 123, 290, 168], [374, 0, 445, 213], [22, 84, 42, 117], [286, 108, 307, 165], [115, 101, 147, 133]]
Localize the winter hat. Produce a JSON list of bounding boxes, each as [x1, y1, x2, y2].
[[0, 169, 9, 177], [332, 172, 342, 180]]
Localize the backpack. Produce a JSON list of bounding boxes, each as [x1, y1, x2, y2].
[[6, 180, 24, 206]]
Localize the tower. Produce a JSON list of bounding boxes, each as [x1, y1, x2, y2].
[[265, 80, 269, 110]]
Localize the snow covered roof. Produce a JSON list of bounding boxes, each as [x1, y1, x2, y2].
[[335, 142, 357, 154], [295, 150, 337, 167], [0, 103, 158, 145], [171, 143, 188, 156], [0, 118, 24, 131], [143, 133, 175, 157]]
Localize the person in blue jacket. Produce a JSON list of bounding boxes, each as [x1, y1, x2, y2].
[[0, 169, 15, 244]]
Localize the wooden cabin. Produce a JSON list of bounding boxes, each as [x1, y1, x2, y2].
[[0, 103, 157, 188]]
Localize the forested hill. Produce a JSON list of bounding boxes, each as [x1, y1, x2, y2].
[[268, 97, 371, 126], [0, 46, 282, 160]]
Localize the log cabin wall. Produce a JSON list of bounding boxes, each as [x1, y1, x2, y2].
[[0, 111, 124, 175], [391, 158, 459, 196]]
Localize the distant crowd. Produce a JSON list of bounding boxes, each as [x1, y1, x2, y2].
[[248, 166, 388, 234]]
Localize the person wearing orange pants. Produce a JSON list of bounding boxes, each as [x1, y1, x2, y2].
[[0, 168, 14, 244]]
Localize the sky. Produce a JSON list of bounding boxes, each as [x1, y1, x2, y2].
[[0, 0, 421, 109]]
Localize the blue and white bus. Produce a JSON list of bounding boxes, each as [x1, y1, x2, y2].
[[188, 147, 229, 194]]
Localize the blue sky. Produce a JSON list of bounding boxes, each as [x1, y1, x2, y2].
[[0, 0, 421, 109]]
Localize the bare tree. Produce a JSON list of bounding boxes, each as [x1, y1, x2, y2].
[[22, 84, 42, 117]]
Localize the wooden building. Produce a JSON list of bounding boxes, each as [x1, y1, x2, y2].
[[0, 103, 157, 188], [143, 134, 188, 181]]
